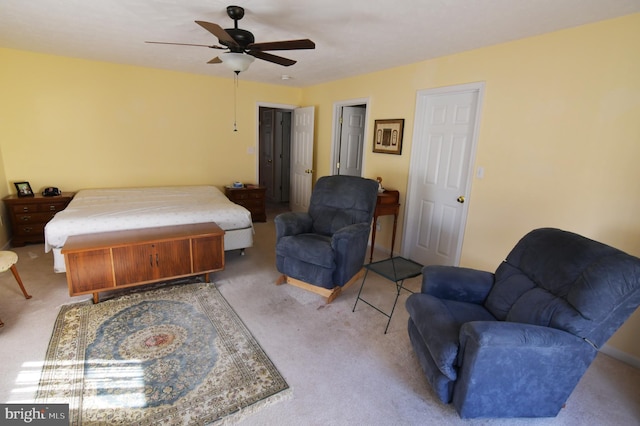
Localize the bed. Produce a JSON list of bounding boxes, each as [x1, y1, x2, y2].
[[44, 185, 254, 273]]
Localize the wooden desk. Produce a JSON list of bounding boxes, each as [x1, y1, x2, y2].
[[370, 189, 400, 262]]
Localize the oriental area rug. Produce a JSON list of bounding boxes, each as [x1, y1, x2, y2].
[[36, 282, 290, 425]]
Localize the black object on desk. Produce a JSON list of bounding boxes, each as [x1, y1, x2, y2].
[[352, 256, 423, 333]]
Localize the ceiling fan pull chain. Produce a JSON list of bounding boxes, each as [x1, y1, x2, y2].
[[233, 72, 238, 132]]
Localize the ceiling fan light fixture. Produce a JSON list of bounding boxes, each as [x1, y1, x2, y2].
[[220, 52, 254, 73]]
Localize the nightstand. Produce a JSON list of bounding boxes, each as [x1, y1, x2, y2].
[[224, 185, 267, 222], [3, 192, 74, 246]]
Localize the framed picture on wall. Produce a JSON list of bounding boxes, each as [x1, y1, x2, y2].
[[373, 119, 404, 155], [14, 181, 34, 197]]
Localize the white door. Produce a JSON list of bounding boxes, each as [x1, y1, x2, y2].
[[337, 106, 366, 176], [403, 83, 484, 266], [290, 106, 315, 212]]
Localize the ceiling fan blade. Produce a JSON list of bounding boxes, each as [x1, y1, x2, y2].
[[145, 41, 224, 49], [207, 57, 223, 64], [248, 50, 296, 67], [248, 39, 315, 51], [195, 21, 239, 48]]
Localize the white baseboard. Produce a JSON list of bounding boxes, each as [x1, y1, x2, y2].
[[600, 344, 640, 369]]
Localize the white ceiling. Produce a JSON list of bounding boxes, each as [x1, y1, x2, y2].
[[1, 1, 639, 87]]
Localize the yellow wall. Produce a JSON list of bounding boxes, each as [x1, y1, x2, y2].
[[302, 14, 640, 358], [1, 14, 639, 359], [0, 48, 301, 192]]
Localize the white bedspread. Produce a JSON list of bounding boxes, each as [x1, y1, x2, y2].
[[44, 185, 253, 253]]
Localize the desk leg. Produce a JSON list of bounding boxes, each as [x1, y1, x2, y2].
[[390, 213, 398, 258]]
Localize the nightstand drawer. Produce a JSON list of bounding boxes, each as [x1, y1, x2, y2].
[[38, 201, 68, 212], [248, 191, 265, 199], [232, 192, 250, 200], [10, 200, 69, 213], [239, 199, 264, 208], [11, 204, 38, 214], [15, 212, 56, 224], [14, 223, 46, 236]]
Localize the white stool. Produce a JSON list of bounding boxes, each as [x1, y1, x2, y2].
[[0, 251, 31, 327]]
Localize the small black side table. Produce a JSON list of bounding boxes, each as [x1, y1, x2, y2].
[[352, 256, 423, 333]]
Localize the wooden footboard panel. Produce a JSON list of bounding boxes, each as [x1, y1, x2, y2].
[[62, 222, 225, 303]]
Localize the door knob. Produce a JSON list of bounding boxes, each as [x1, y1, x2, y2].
[[305, 169, 314, 174], [457, 196, 465, 203]]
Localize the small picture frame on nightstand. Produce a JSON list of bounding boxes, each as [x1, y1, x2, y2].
[[15, 181, 34, 197]]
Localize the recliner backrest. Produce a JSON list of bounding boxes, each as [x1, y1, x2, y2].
[[308, 175, 379, 236], [484, 228, 640, 347]]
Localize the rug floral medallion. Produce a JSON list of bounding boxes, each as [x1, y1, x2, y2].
[[36, 282, 290, 425]]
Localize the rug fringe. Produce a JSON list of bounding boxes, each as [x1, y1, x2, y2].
[[211, 387, 293, 425]]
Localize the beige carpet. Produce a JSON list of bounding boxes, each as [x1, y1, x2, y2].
[[1, 209, 639, 425]]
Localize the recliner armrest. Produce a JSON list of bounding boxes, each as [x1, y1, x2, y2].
[[274, 212, 313, 239], [331, 222, 372, 286], [458, 321, 589, 352], [422, 265, 494, 304], [330, 222, 371, 244], [454, 321, 597, 418]]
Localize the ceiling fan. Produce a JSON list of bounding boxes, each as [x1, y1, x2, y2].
[[146, 5, 315, 73]]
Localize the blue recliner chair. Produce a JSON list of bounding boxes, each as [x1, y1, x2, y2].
[[406, 228, 640, 418], [275, 175, 379, 303]]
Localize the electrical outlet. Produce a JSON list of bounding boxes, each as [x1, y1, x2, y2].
[[376, 222, 381, 231]]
